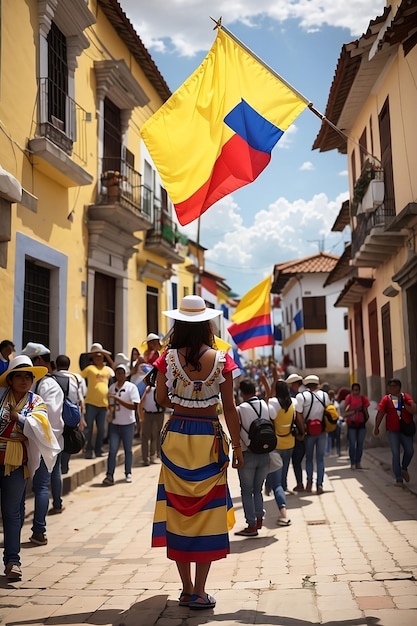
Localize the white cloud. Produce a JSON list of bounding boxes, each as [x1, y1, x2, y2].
[[300, 161, 314, 171], [197, 190, 349, 293], [339, 169, 348, 177], [121, 0, 383, 57]]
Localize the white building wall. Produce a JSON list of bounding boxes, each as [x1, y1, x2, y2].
[[280, 273, 349, 388]]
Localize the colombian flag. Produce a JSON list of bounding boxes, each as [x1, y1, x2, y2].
[[140, 28, 308, 226], [228, 277, 274, 350]]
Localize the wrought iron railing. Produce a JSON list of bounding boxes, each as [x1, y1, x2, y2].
[[352, 203, 397, 257], [100, 157, 143, 212], [37, 77, 88, 164]]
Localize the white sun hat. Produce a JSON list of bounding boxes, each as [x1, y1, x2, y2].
[[303, 374, 320, 385], [163, 295, 221, 322], [0, 354, 48, 387]]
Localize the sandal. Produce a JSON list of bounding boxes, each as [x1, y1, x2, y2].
[[277, 518, 291, 526], [178, 591, 193, 606], [189, 592, 216, 610]]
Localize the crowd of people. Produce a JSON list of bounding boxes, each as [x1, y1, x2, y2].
[[0, 332, 162, 582], [0, 315, 415, 606]]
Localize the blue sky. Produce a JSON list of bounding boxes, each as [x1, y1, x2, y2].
[[121, 0, 384, 296]]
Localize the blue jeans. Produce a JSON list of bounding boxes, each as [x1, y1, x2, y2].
[[50, 452, 62, 510], [266, 459, 286, 511], [387, 430, 414, 482], [31, 458, 51, 534], [305, 432, 326, 487], [272, 447, 293, 492], [237, 450, 270, 526], [292, 438, 305, 486], [326, 424, 341, 455], [0, 465, 27, 566], [84, 404, 107, 455], [348, 427, 366, 465], [106, 422, 135, 477]]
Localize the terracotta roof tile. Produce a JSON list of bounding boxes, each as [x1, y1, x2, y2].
[[272, 252, 340, 293]]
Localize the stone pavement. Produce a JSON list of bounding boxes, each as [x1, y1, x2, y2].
[[1, 441, 417, 626]]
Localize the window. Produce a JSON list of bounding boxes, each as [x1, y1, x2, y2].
[[302, 296, 326, 330], [23, 261, 50, 348], [171, 282, 178, 310], [344, 314, 348, 330], [93, 273, 115, 356], [344, 351, 349, 368], [359, 128, 367, 169], [146, 286, 159, 335], [304, 344, 327, 369], [47, 22, 68, 129], [103, 97, 122, 174]]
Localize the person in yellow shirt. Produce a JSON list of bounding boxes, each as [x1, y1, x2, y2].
[[265, 380, 305, 525], [80, 343, 114, 459]]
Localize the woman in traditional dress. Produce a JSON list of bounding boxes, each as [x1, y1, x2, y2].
[[0, 355, 60, 580], [152, 295, 243, 610]]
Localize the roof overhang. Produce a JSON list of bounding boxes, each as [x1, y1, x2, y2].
[[334, 276, 374, 307]]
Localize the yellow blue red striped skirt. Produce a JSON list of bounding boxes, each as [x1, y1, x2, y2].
[[152, 413, 235, 562]]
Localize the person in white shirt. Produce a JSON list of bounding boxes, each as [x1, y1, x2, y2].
[[21, 342, 64, 546], [54, 355, 85, 479], [102, 364, 140, 485], [234, 379, 271, 537], [139, 369, 165, 466], [295, 375, 330, 495]]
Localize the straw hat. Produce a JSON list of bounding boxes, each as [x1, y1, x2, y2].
[[286, 373, 303, 384], [114, 352, 129, 366], [0, 355, 47, 387], [88, 342, 111, 356], [21, 342, 50, 359], [163, 295, 221, 322], [145, 333, 160, 343], [303, 374, 320, 385]]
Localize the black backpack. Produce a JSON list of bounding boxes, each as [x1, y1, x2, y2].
[[241, 399, 277, 454]]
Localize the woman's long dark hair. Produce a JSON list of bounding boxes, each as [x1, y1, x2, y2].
[[275, 379, 292, 412], [169, 320, 214, 371]]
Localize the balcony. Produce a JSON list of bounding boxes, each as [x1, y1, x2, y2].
[[144, 206, 186, 264], [88, 158, 153, 235], [28, 78, 92, 188], [351, 204, 408, 268]]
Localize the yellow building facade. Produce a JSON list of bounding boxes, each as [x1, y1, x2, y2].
[[0, 0, 191, 366], [314, 0, 417, 401]]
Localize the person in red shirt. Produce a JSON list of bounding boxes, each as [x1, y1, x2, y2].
[[344, 383, 370, 470], [374, 378, 416, 485]]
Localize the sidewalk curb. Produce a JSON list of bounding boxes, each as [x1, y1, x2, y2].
[[24, 442, 143, 520]]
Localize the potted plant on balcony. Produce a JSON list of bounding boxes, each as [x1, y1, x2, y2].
[[353, 161, 384, 206], [101, 170, 124, 198]]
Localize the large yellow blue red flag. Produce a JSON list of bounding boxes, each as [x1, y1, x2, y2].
[[228, 277, 274, 350], [140, 28, 308, 226]]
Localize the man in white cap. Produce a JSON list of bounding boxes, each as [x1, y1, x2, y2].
[[21, 342, 64, 545], [80, 343, 114, 459], [285, 374, 307, 492], [295, 375, 330, 495]]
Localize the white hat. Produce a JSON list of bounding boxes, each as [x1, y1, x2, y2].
[[114, 352, 129, 366], [115, 363, 129, 374], [145, 333, 160, 342], [0, 354, 48, 387], [286, 373, 303, 384], [21, 342, 50, 359], [163, 295, 221, 322], [88, 342, 111, 356], [303, 374, 320, 385]]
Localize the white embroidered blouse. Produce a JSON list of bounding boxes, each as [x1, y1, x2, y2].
[[164, 349, 227, 408]]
